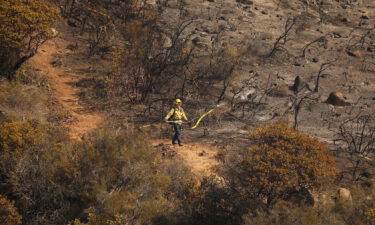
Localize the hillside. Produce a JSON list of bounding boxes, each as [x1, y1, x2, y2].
[[0, 0, 375, 225]]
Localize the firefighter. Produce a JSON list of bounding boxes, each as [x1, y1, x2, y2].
[[164, 99, 188, 146]]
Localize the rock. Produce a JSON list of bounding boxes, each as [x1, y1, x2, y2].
[[312, 58, 319, 63], [360, 20, 370, 26], [337, 188, 352, 202], [199, 151, 207, 156], [50, 28, 58, 37], [191, 36, 211, 48], [341, 17, 349, 23], [0, 110, 5, 121], [51, 60, 62, 67], [167, 0, 181, 8], [221, 9, 233, 15], [291, 76, 311, 93], [332, 32, 342, 38], [236, 0, 253, 5], [268, 85, 293, 97], [145, 0, 157, 6], [261, 10, 268, 15], [66, 43, 78, 51], [326, 92, 350, 106], [162, 35, 172, 48], [212, 175, 227, 188], [237, 87, 255, 101], [347, 50, 361, 57], [361, 15, 369, 20], [361, 170, 373, 179]]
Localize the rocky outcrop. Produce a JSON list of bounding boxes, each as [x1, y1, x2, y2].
[[236, 0, 254, 5], [290, 76, 311, 93], [192, 36, 211, 49], [336, 188, 352, 202], [269, 85, 294, 97], [326, 92, 350, 106]]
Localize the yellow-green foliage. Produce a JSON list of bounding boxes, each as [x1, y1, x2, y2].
[[73, 127, 180, 224], [0, 0, 60, 77], [0, 0, 60, 49], [0, 195, 22, 225], [9, 125, 194, 224], [241, 122, 337, 204], [0, 121, 43, 154]]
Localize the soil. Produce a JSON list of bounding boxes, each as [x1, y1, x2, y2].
[[28, 35, 221, 176], [28, 39, 103, 140], [152, 139, 220, 178]]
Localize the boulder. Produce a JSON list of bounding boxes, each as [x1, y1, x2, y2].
[[326, 92, 350, 106], [337, 188, 352, 202], [212, 175, 227, 188], [191, 36, 211, 48], [0, 110, 5, 121], [367, 46, 375, 52], [145, 0, 157, 6], [268, 85, 293, 97], [236, 0, 253, 5], [290, 76, 311, 93], [347, 50, 361, 57], [51, 28, 58, 37], [162, 35, 172, 48]]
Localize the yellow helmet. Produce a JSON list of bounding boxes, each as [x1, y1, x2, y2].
[[174, 99, 182, 104]]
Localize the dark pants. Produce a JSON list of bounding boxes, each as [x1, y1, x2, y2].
[[172, 123, 182, 144]]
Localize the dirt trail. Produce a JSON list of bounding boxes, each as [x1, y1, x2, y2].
[[28, 39, 103, 140], [29, 37, 218, 175], [153, 139, 220, 177]]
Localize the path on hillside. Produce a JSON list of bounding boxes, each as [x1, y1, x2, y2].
[[29, 37, 219, 176], [28, 39, 103, 140]]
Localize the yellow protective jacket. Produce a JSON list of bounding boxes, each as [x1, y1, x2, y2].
[[165, 107, 188, 125]]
